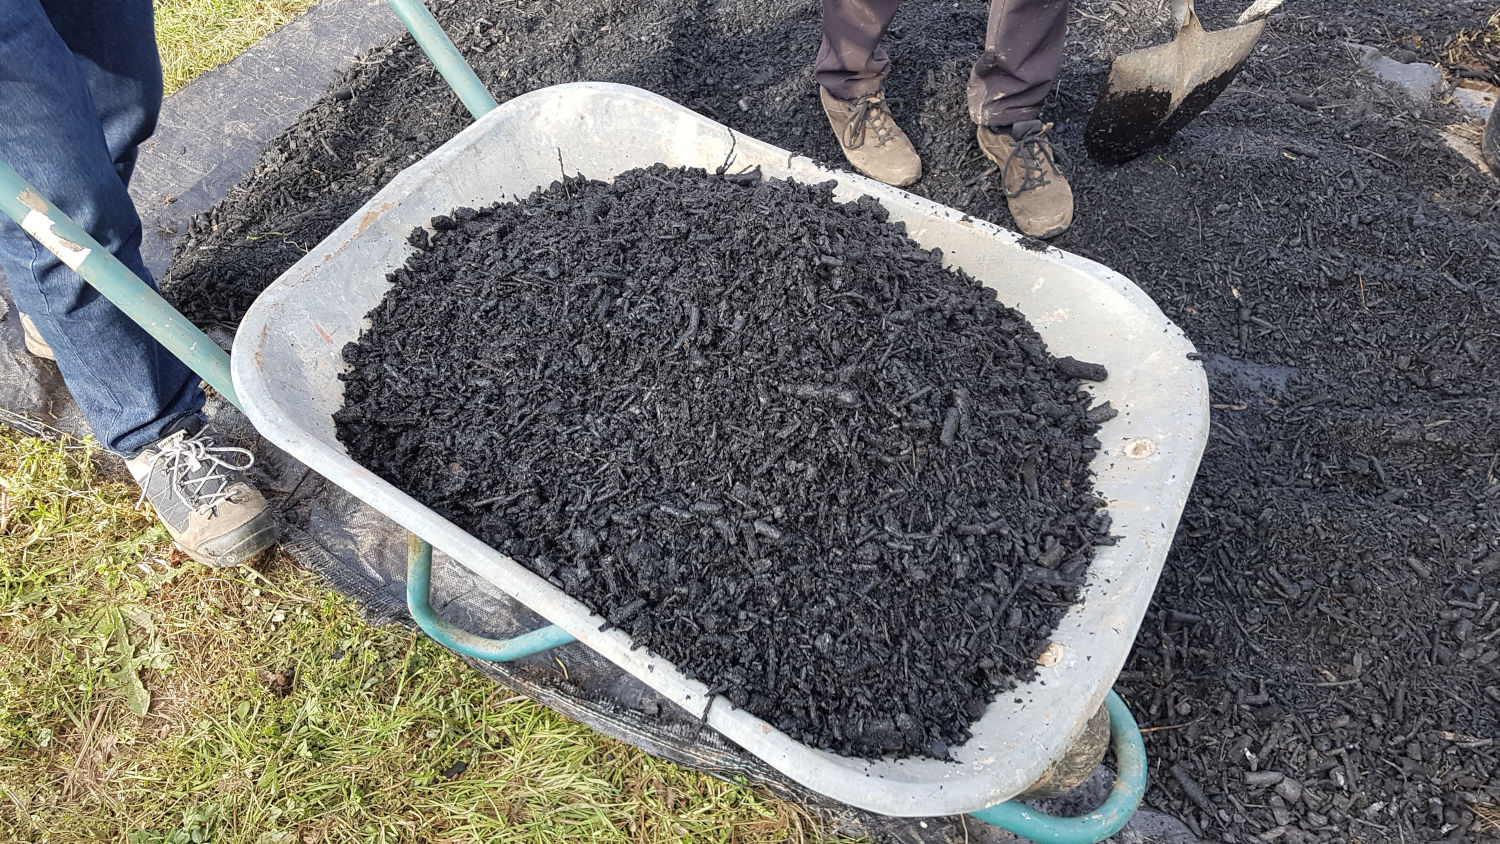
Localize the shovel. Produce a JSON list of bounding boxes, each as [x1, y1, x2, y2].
[[1084, 0, 1283, 163]]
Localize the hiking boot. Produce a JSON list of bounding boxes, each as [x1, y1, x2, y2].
[[18, 312, 55, 361], [820, 87, 922, 187], [976, 120, 1074, 239], [125, 423, 279, 567]]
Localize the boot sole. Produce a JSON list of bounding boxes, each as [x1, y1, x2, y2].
[[178, 516, 281, 568], [18, 314, 56, 361], [1019, 220, 1071, 240], [849, 163, 921, 188]]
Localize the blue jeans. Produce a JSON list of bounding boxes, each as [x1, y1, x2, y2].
[[0, 0, 204, 456]]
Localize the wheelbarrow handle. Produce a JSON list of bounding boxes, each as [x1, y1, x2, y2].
[[0, 157, 239, 408], [406, 533, 578, 661], [1236, 0, 1284, 25], [968, 690, 1148, 844], [383, 0, 498, 119]]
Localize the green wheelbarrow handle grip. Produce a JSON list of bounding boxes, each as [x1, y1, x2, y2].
[[0, 157, 239, 408], [406, 534, 577, 661], [968, 690, 1148, 844]]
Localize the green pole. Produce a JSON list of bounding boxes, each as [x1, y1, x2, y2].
[[380, 0, 577, 665], [384, 0, 498, 119], [0, 157, 239, 410]]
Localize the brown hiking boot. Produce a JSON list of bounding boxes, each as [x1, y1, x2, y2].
[[18, 312, 55, 361], [125, 423, 280, 567], [820, 87, 922, 187], [977, 120, 1074, 239]]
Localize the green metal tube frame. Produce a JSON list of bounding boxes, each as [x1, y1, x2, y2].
[[405, 534, 577, 660], [0, 1, 1151, 837], [0, 159, 240, 409], [968, 690, 1148, 843], [383, 0, 498, 119]]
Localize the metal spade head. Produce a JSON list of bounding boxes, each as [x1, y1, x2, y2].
[[1084, 0, 1271, 164]]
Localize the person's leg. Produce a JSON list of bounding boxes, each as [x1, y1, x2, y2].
[[966, 0, 1070, 128], [968, 0, 1073, 238], [815, 0, 904, 100], [46, 0, 163, 188], [0, 0, 204, 456], [1, 0, 274, 566], [814, 0, 922, 187]]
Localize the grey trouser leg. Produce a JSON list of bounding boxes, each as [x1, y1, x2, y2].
[[814, 0, 904, 101], [817, 0, 1069, 126], [968, 0, 1070, 127]]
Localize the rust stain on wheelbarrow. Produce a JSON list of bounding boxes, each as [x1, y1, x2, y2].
[[357, 202, 397, 236]]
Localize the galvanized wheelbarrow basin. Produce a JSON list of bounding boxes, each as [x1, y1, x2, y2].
[[232, 81, 1209, 818]]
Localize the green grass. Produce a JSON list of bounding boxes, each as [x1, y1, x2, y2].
[[153, 0, 319, 94], [0, 432, 832, 842]]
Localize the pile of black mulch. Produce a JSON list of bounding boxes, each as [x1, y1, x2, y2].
[[164, 0, 1500, 838], [333, 164, 1114, 759]]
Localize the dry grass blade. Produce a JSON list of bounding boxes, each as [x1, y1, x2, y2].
[[1444, 8, 1500, 77], [1476, 802, 1500, 834]]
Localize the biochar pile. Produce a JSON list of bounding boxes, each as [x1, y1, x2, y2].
[[334, 165, 1113, 759]]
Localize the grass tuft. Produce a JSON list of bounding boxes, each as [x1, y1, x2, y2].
[[153, 0, 319, 94]]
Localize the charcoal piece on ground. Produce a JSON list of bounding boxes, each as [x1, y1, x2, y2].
[[334, 164, 1110, 760]]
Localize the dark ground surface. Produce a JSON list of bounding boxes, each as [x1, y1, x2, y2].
[[161, 0, 1500, 840], [334, 165, 1111, 759]]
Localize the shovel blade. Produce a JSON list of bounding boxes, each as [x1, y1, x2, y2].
[[1085, 16, 1266, 163]]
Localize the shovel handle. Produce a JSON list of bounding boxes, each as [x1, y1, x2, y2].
[[1236, 0, 1284, 25], [1169, 0, 1195, 30]]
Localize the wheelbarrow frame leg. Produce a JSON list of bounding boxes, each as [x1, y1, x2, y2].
[[405, 534, 576, 661], [968, 690, 1149, 843], [0, 3, 1152, 838]]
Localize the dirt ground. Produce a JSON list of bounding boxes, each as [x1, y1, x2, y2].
[[162, 0, 1500, 840]]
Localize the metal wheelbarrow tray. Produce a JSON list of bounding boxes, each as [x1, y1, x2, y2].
[[232, 82, 1209, 818]]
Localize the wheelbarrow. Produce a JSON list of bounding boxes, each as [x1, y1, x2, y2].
[[0, 2, 1209, 840]]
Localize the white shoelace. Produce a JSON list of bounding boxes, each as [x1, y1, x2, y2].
[[136, 432, 256, 512]]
